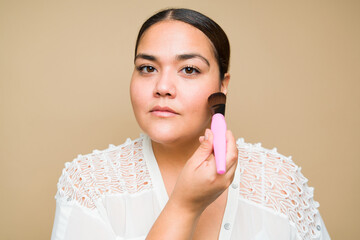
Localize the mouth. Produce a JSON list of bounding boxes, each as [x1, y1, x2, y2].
[[150, 106, 179, 117]]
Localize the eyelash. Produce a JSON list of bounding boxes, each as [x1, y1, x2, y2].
[[136, 65, 157, 73], [135, 65, 201, 75], [181, 65, 200, 75]]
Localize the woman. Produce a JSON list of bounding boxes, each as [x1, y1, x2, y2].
[[51, 8, 330, 240]]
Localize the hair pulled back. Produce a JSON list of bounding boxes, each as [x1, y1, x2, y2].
[[134, 8, 230, 80]]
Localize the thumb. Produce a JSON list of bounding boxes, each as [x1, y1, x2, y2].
[[192, 129, 213, 162]]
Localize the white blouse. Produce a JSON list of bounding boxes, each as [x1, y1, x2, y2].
[[51, 134, 331, 240]]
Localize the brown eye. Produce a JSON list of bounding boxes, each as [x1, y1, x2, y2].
[[137, 65, 157, 73], [144, 66, 155, 73], [147, 66, 155, 72], [185, 67, 194, 74], [182, 66, 200, 75]]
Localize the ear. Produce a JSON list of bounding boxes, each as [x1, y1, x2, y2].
[[220, 73, 230, 95]]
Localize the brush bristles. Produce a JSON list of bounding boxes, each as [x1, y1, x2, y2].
[[208, 92, 227, 116]]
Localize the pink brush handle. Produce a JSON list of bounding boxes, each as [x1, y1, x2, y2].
[[211, 113, 227, 174]]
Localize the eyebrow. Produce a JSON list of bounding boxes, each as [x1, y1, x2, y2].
[[134, 53, 210, 67], [134, 54, 157, 63], [176, 54, 210, 67]]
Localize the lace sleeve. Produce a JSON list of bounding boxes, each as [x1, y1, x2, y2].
[[55, 138, 152, 210], [52, 153, 121, 240], [55, 154, 97, 209], [237, 140, 325, 239], [272, 156, 323, 239]]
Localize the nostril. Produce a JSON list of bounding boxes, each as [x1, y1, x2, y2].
[[155, 91, 172, 97]]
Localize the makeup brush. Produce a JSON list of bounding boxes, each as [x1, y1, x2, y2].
[[208, 92, 227, 174]]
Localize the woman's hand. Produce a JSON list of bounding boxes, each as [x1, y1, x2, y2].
[[146, 129, 238, 239], [169, 128, 238, 216]]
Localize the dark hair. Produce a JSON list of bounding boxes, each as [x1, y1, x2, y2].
[[134, 8, 230, 80]]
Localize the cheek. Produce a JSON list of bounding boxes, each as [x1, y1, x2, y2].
[[130, 79, 146, 115], [187, 82, 219, 105], [183, 90, 212, 118]]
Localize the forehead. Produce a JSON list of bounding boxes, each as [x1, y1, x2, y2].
[[136, 20, 216, 60]]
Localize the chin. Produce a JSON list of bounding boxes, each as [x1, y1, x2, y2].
[[135, 114, 210, 146], [146, 125, 208, 148], [144, 126, 182, 144]]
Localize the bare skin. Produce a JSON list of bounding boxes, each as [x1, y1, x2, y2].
[[130, 20, 237, 239], [154, 133, 231, 239], [146, 130, 238, 240]]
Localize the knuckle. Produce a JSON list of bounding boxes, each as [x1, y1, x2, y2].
[[229, 173, 236, 183], [228, 150, 238, 162], [206, 174, 217, 184], [233, 150, 238, 160], [224, 179, 232, 188]]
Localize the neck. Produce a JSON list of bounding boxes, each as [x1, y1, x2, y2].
[[151, 136, 201, 170]]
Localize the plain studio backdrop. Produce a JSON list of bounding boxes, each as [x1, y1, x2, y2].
[[0, 0, 359, 239]]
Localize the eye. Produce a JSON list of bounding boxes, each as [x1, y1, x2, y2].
[[181, 66, 200, 75], [137, 65, 157, 73]]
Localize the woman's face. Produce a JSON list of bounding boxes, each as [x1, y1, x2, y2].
[[130, 20, 229, 146]]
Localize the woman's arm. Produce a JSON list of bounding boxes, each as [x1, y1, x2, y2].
[[146, 129, 238, 239], [145, 198, 201, 240]]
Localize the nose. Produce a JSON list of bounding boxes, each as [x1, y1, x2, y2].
[[153, 71, 176, 98]]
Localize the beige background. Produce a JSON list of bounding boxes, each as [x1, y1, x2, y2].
[[0, 0, 359, 239]]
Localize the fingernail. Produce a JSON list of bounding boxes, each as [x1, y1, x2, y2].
[[204, 129, 209, 141]]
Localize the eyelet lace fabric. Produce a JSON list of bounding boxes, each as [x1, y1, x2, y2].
[[56, 136, 323, 239], [56, 137, 153, 209], [236, 138, 322, 240]]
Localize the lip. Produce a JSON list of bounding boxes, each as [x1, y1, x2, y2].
[[150, 105, 179, 117]]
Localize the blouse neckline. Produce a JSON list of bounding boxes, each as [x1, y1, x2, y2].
[[142, 134, 240, 238], [143, 134, 169, 209]]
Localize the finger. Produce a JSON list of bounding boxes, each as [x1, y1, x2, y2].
[[191, 129, 214, 166], [201, 153, 217, 173], [225, 130, 238, 170], [224, 155, 238, 180]]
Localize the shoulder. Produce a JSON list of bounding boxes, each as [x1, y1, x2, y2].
[[55, 135, 151, 209], [236, 138, 299, 179], [236, 138, 323, 239]]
